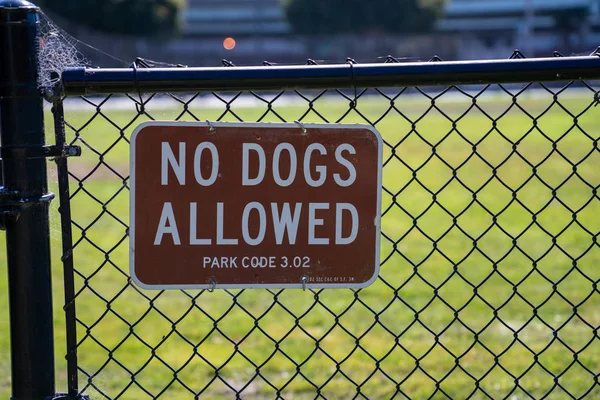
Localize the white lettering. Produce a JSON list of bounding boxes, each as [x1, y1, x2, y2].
[[154, 202, 181, 245], [334, 144, 356, 187], [271, 203, 302, 245], [242, 143, 266, 186], [242, 202, 267, 246], [193, 142, 219, 186], [190, 203, 211, 245], [308, 203, 329, 245], [161, 142, 185, 185], [335, 203, 358, 245], [216, 203, 238, 245], [273, 143, 297, 187], [304, 143, 327, 187]]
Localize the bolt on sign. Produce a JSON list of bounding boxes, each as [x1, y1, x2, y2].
[[130, 122, 382, 290]]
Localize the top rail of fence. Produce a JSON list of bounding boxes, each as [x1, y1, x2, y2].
[[59, 56, 600, 97]]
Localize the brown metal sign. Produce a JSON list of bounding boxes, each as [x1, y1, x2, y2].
[[130, 122, 382, 289]]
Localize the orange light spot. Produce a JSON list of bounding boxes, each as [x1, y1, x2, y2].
[[223, 37, 236, 50]]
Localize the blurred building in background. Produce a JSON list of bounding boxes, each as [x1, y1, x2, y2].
[[44, 0, 600, 67], [183, 0, 290, 37], [171, 0, 600, 65], [174, 0, 449, 64], [439, 0, 600, 59], [173, 0, 303, 65]]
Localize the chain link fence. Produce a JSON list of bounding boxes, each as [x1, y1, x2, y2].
[[52, 57, 600, 399]]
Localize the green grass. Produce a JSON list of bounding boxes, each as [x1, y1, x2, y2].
[[1, 86, 600, 399]]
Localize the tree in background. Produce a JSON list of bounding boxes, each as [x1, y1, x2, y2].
[[38, 0, 182, 37], [283, 0, 445, 35]]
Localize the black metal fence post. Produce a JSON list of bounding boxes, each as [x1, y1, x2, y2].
[[0, 1, 56, 399]]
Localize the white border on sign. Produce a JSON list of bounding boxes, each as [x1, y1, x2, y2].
[[130, 121, 383, 290]]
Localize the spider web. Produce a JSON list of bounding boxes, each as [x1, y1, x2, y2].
[[39, 12, 91, 91], [38, 12, 132, 94], [37, 11, 187, 98]]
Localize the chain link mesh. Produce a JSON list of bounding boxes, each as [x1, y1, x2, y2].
[[54, 57, 600, 399]]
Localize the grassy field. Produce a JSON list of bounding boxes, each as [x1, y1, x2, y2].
[[1, 85, 600, 399]]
